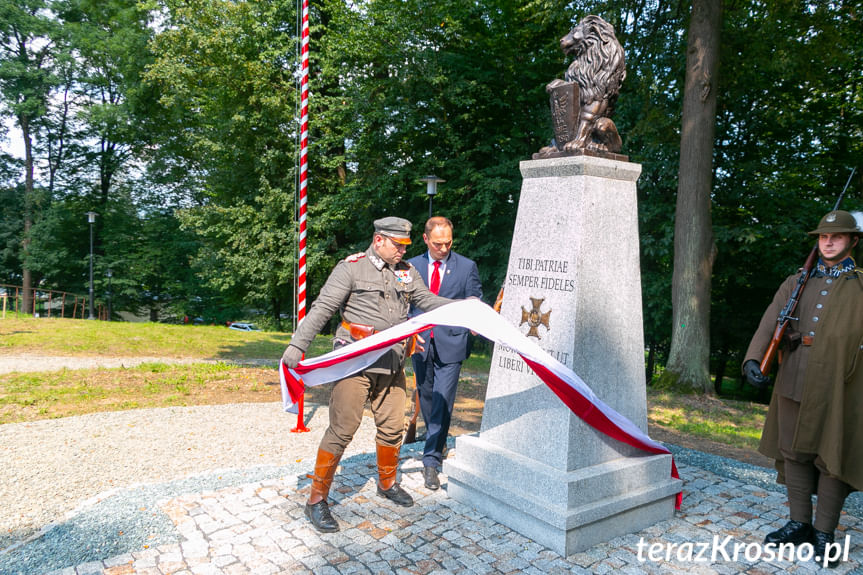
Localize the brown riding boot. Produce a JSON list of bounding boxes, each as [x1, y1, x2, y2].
[[376, 443, 414, 507], [305, 449, 341, 532]]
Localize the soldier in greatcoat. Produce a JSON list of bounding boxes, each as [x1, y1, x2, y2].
[[282, 217, 452, 533], [743, 210, 863, 565]]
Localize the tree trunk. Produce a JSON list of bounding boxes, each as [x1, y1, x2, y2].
[[714, 346, 728, 395], [646, 339, 656, 385], [272, 296, 282, 332], [21, 114, 34, 316], [662, 0, 722, 394]]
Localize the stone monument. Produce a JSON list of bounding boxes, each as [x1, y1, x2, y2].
[[444, 16, 681, 556]]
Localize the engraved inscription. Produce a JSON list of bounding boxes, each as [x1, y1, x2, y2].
[[550, 84, 579, 146], [508, 258, 574, 293], [495, 343, 570, 373]]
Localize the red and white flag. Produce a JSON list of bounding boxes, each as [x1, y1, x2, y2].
[[279, 298, 681, 506]]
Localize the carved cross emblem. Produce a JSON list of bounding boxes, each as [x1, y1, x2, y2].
[[520, 297, 551, 339]]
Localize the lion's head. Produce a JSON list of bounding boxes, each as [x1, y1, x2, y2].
[[561, 15, 626, 109]]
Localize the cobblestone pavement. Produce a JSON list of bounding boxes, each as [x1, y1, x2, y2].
[[52, 451, 863, 575]]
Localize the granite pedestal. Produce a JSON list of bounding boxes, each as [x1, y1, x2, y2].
[[445, 155, 681, 556]]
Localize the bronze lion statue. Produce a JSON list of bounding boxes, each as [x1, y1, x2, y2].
[[537, 15, 626, 157]]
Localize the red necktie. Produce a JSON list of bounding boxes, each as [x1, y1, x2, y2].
[[429, 261, 441, 339], [430, 260, 442, 295]]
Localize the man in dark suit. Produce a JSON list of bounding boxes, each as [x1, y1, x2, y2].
[[409, 216, 483, 490]]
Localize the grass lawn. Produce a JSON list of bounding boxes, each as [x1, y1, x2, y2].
[[0, 362, 283, 423], [0, 316, 294, 359], [0, 317, 768, 457], [646, 388, 766, 451]]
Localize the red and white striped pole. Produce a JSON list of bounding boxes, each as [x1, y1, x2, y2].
[[291, 0, 311, 433]]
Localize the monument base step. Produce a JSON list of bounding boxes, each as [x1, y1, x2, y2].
[[444, 434, 682, 556]]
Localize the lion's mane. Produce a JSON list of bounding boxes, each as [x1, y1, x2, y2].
[[563, 15, 626, 114]]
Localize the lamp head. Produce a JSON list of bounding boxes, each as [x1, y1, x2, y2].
[[419, 175, 445, 197]]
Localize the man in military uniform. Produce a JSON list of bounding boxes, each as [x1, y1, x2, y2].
[[743, 210, 863, 565], [282, 217, 453, 533]]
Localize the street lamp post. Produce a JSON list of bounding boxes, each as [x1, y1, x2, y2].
[[105, 268, 112, 321], [87, 212, 97, 320], [419, 175, 445, 219]]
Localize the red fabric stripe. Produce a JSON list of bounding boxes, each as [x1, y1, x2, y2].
[[522, 357, 681, 508], [284, 310, 682, 508], [281, 361, 305, 404], [294, 324, 434, 373], [524, 358, 658, 454]]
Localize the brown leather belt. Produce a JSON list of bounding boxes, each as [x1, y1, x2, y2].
[[341, 320, 376, 340], [801, 335, 814, 346], [340, 320, 418, 355]]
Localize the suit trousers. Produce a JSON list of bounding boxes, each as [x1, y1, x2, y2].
[[777, 394, 851, 532], [319, 370, 407, 456], [413, 337, 463, 468]]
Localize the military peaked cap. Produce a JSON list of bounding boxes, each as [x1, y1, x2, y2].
[[374, 217, 412, 244]]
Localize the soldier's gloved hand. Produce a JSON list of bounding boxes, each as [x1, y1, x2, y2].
[[282, 345, 304, 369], [743, 359, 771, 389]]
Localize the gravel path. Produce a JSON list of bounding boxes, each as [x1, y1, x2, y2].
[[0, 402, 379, 552], [3, 355, 862, 573], [0, 356, 378, 554]]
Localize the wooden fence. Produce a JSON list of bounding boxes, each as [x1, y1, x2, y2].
[[0, 285, 106, 319]]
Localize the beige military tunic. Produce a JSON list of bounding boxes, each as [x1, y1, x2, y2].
[[289, 244, 453, 453], [745, 263, 863, 493], [744, 272, 842, 401], [289, 244, 452, 373]]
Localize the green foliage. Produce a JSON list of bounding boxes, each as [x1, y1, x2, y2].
[[51, 0, 156, 200], [0, 0, 68, 303], [0, 0, 62, 121], [22, 192, 88, 289], [309, 0, 570, 295], [0, 181, 24, 284], [709, 0, 863, 363], [604, 0, 687, 359], [144, 0, 300, 325], [1, 0, 862, 391]]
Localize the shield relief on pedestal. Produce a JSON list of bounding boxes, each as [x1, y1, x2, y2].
[[549, 82, 580, 149]]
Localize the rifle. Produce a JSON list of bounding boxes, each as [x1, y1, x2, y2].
[[759, 167, 857, 375]]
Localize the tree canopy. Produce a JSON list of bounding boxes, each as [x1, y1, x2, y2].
[[1, 0, 861, 387]]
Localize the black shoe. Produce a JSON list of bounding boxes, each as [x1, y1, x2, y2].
[[377, 483, 414, 507], [423, 466, 440, 490], [813, 529, 841, 568], [764, 520, 813, 545], [305, 499, 339, 533]]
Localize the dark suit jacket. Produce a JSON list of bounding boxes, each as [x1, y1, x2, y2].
[[408, 251, 482, 364]]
